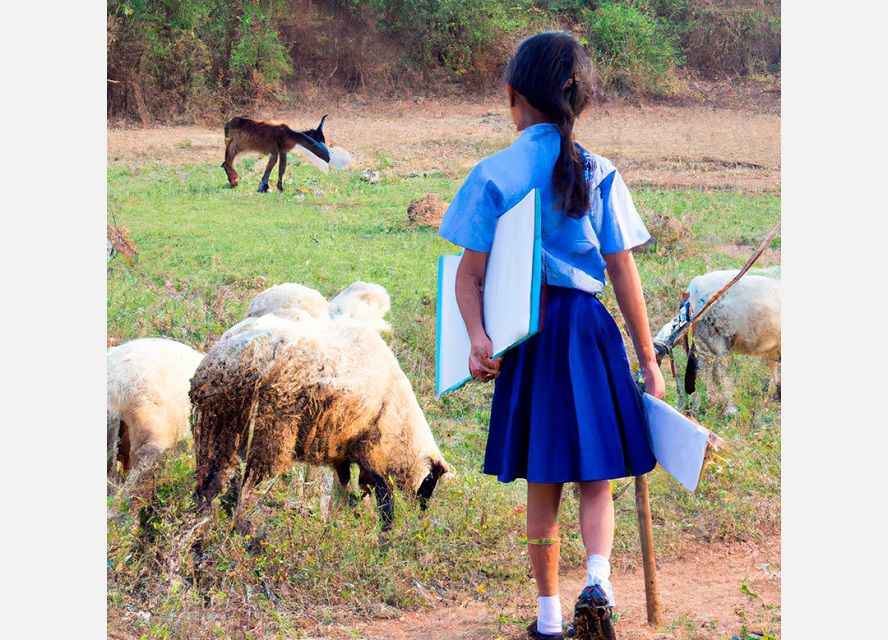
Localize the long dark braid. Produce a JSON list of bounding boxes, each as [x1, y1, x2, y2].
[[504, 32, 594, 219]]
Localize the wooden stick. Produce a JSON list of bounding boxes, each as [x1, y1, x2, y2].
[[634, 474, 662, 626]]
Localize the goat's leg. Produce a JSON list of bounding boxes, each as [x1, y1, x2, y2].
[[258, 153, 277, 193], [222, 141, 239, 187], [276, 149, 287, 192]]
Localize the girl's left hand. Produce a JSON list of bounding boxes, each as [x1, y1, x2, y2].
[[641, 361, 666, 399]]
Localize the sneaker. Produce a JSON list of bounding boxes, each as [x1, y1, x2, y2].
[[570, 584, 616, 640], [527, 621, 564, 639]]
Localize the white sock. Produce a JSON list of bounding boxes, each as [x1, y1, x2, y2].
[[537, 594, 562, 635], [586, 554, 615, 605]]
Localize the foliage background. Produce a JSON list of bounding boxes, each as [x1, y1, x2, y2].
[[107, 0, 780, 123]]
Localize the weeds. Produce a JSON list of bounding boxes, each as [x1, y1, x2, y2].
[[108, 160, 780, 636]]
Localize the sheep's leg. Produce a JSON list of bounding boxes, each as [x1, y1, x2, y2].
[[710, 357, 738, 416], [276, 149, 287, 192], [107, 412, 122, 488], [767, 359, 781, 401], [121, 442, 163, 502], [317, 467, 335, 520], [258, 153, 277, 193], [371, 473, 394, 531]]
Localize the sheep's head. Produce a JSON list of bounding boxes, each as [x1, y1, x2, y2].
[[247, 283, 329, 322], [329, 281, 392, 334], [416, 458, 453, 510]]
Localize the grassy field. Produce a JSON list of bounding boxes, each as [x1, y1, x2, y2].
[[107, 157, 780, 639]]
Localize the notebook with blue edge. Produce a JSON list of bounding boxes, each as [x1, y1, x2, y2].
[[435, 189, 542, 398]]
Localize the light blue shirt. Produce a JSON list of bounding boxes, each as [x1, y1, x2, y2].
[[439, 122, 650, 294]]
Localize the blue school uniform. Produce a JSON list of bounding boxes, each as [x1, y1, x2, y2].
[[439, 122, 656, 483]]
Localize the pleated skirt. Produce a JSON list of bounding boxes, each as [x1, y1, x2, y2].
[[484, 286, 656, 484]]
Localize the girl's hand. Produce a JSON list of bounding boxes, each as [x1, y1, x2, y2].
[[469, 333, 500, 382], [641, 360, 666, 399]]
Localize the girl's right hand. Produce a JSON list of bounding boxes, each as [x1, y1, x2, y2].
[[469, 333, 500, 382]]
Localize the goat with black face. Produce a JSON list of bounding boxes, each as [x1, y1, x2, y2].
[[221, 115, 330, 192]]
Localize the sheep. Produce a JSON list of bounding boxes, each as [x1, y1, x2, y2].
[[191, 283, 450, 530], [107, 337, 205, 494], [247, 282, 330, 322], [328, 281, 392, 334], [654, 268, 781, 414]]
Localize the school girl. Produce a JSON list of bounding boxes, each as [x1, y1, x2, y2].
[[438, 32, 666, 640]]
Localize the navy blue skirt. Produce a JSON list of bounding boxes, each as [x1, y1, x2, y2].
[[484, 286, 656, 484]]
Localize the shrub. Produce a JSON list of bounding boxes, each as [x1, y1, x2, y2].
[[360, 0, 533, 82], [581, 2, 682, 95], [684, 4, 781, 77], [107, 0, 292, 123]]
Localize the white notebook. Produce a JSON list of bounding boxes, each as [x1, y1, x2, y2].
[[435, 190, 542, 398], [643, 393, 715, 492]]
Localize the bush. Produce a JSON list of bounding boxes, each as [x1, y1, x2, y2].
[[360, 0, 533, 83], [107, 0, 292, 123], [581, 2, 682, 95], [684, 5, 781, 77]]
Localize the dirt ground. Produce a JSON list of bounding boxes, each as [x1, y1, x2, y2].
[[108, 98, 780, 193], [326, 536, 780, 640]]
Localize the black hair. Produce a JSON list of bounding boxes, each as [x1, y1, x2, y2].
[[504, 32, 594, 219]]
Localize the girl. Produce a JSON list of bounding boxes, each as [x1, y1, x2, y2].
[[438, 32, 665, 640]]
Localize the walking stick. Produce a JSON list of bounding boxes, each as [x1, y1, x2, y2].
[[634, 224, 780, 626], [634, 474, 661, 626]]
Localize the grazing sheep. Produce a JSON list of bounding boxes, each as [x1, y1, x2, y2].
[[328, 281, 392, 334], [654, 268, 781, 413], [192, 284, 449, 530], [247, 282, 330, 322], [107, 338, 205, 493]]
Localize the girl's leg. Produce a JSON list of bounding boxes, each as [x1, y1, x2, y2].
[[527, 482, 564, 635], [578, 480, 614, 558], [578, 480, 615, 605]]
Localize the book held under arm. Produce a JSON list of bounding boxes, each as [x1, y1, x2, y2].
[[435, 189, 542, 398]]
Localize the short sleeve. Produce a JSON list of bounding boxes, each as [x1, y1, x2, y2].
[[597, 169, 650, 255], [438, 164, 504, 252]]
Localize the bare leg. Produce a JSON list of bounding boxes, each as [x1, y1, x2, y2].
[[258, 153, 277, 193], [578, 480, 614, 558], [527, 482, 563, 597], [276, 150, 287, 191]]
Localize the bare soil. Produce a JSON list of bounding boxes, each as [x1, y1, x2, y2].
[[108, 98, 779, 193], [322, 536, 779, 640]]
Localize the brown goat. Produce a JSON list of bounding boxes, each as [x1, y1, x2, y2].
[[221, 115, 330, 192]]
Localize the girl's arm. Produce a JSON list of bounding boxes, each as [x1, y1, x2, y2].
[[455, 249, 500, 381], [604, 250, 666, 398]]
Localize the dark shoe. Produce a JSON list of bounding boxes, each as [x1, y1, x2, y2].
[[570, 584, 616, 640], [527, 621, 564, 639]]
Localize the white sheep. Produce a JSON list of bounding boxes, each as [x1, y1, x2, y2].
[[247, 282, 329, 322], [328, 281, 392, 334], [654, 268, 781, 414], [192, 282, 449, 530], [107, 337, 205, 493]]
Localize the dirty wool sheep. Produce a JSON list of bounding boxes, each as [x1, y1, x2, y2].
[[108, 338, 205, 494], [191, 286, 450, 530], [655, 268, 781, 413]]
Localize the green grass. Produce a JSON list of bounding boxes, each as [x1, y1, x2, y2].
[[107, 158, 780, 638]]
